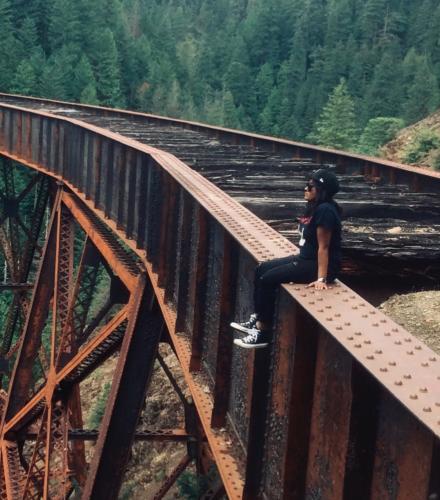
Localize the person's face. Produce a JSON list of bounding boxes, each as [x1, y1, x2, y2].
[[304, 180, 317, 201]]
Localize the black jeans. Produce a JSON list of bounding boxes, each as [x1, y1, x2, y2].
[[254, 255, 317, 323]]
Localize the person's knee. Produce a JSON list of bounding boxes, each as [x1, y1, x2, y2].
[[258, 273, 278, 289]]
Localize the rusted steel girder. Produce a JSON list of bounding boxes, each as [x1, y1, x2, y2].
[[1, 92, 439, 192], [0, 101, 438, 499]]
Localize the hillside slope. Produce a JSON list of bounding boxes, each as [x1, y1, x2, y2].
[[381, 110, 440, 168]]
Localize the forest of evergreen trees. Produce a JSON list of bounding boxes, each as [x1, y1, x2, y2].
[[2, 0, 440, 153]]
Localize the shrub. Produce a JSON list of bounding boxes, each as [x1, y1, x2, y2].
[[357, 117, 404, 155], [403, 128, 440, 164], [431, 149, 440, 171], [88, 381, 111, 428]]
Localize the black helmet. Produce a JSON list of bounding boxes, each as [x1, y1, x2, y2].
[[311, 169, 340, 197]]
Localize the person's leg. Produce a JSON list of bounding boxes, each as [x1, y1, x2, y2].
[[253, 256, 298, 322], [233, 258, 316, 348], [255, 257, 316, 328], [231, 256, 297, 334]]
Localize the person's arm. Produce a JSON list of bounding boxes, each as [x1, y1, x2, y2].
[[307, 226, 332, 290]]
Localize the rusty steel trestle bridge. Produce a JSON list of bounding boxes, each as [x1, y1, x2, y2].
[[0, 94, 438, 499]]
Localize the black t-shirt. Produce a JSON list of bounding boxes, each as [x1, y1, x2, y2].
[[298, 202, 342, 278]]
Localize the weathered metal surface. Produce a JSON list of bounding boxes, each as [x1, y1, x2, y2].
[[82, 276, 163, 499], [0, 98, 438, 500]]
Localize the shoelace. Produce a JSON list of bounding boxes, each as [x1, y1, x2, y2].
[[243, 314, 257, 328], [243, 331, 259, 343]]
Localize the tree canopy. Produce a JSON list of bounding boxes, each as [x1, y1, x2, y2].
[[2, 0, 440, 151]]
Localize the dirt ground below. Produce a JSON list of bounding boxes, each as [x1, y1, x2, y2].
[[379, 290, 440, 354]]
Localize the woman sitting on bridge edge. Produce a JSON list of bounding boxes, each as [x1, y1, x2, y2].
[[231, 169, 342, 349]]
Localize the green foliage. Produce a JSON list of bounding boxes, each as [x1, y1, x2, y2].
[[2, 0, 440, 148], [308, 79, 358, 150], [88, 381, 111, 428], [403, 128, 440, 163], [357, 117, 405, 155], [431, 149, 440, 170]]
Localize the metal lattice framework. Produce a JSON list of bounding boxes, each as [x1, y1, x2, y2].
[[0, 95, 437, 499]]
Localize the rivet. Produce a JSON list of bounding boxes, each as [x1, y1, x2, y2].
[[336, 326, 343, 330], [422, 363, 429, 367], [375, 350, 383, 354], [430, 357, 437, 362], [380, 367, 388, 372], [343, 299, 349, 302], [344, 322, 351, 326], [380, 319, 387, 323], [367, 355, 374, 360], [301, 294, 307, 297], [347, 336, 354, 341], [403, 374, 411, 379], [317, 298, 323, 302], [423, 407, 432, 413], [384, 332, 391, 336], [295, 287, 301, 291], [362, 314, 368, 318], [394, 341, 402, 345], [389, 362, 396, 366], [335, 313, 341, 318], [404, 338, 412, 343], [372, 323, 379, 327], [392, 328, 399, 332], [364, 340, 371, 345], [410, 394, 418, 400], [326, 317, 333, 321], [352, 306, 358, 310], [350, 296, 356, 299], [436, 402, 440, 407], [420, 387, 428, 393], [395, 381, 403, 386], [355, 332, 362, 336], [309, 301, 315, 305], [325, 305, 332, 309], [354, 344, 362, 348], [407, 351, 414, 355], [415, 345, 422, 350], [370, 311, 376, 315]]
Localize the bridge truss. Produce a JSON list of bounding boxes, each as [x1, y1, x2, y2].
[[0, 96, 437, 499]]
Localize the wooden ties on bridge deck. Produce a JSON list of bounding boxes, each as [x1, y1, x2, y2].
[[0, 96, 438, 499]]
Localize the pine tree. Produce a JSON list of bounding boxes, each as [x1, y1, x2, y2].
[[48, 0, 81, 50], [309, 79, 358, 150], [222, 90, 240, 129], [93, 28, 123, 107], [357, 117, 404, 155], [0, 0, 18, 91], [404, 58, 439, 123], [363, 48, 403, 122], [12, 60, 37, 95], [74, 55, 98, 103]]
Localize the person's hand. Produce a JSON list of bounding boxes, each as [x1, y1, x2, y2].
[[307, 280, 328, 290]]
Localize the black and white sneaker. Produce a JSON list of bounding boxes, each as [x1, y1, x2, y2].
[[233, 328, 269, 349], [230, 313, 258, 334]]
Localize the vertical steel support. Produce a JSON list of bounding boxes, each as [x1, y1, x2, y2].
[[189, 207, 209, 372], [211, 232, 237, 428], [82, 275, 162, 499], [4, 190, 61, 420], [262, 293, 318, 499], [370, 393, 433, 500], [304, 332, 353, 499]]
